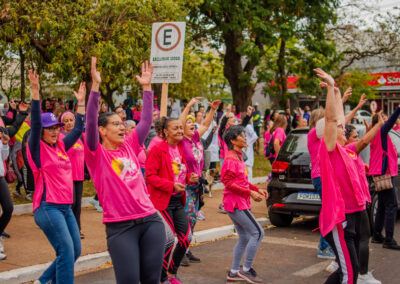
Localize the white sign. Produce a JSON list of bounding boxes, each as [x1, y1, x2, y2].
[[370, 100, 378, 112], [150, 22, 186, 83]]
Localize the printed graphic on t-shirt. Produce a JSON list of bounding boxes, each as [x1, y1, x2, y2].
[[344, 148, 357, 160], [192, 141, 203, 165], [73, 143, 83, 150], [111, 157, 140, 182], [172, 158, 187, 182], [57, 151, 68, 160]]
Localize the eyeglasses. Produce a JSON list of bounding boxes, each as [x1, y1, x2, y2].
[[44, 126, 60, 132], [109, 121, 125, 127]]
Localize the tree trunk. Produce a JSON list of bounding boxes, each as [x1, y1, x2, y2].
[[153, 83, 162, 108], [277, 39, 288, 109], [104, 83, 116, 110], [312, 91, 324, 109], [19, 47, 26, 101], [223, 30, 255, 113]]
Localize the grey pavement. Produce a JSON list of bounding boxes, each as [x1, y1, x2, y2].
[[75, 217, 400, 284]]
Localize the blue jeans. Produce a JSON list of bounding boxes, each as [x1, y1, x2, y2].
[[312, 177, 332, 252], [34, 202, 81, 284]]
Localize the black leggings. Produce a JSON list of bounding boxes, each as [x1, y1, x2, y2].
[[359, 209, 370, 275], [72, 181, 83, 231], [324, 212, 361, 284], [106, 213, 165, 284], [0, 177, 13, 234], [374, 185, 398, 243], [160, 196, 192, 281]]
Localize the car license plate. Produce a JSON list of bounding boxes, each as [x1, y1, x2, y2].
[[297, 192, 321, 201]]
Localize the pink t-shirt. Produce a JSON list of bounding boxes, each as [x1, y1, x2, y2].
[[148, 136, 163, 151], [264, 131, 272, 157], [307, 128, 321, 179], [137, 146, 146, 169], [27, 139, 73, 212], [169, 145, 187, 186], [60, 133, 85, 181], [133, 110, 141, 122], [84, 132, 156, 223], [221, 151, 252, 212], [345, 143, 371, 203], [328, 144, 367, 213], [271, 127, 286, 158], [180, 131, 204, 177]]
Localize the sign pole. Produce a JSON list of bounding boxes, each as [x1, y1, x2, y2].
[[160, 83, 169, 117]]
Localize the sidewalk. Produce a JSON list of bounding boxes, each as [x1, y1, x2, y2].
[[0, 185, 268, 274]]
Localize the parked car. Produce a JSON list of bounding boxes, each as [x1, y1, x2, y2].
[[266, 127, 400, 229]]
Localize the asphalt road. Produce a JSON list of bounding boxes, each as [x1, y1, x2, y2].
[[75, 217, 400, 284]]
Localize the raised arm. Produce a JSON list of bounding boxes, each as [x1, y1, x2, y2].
[[179, 97, 201, 125], [27, 70, 42, 168], [134, 61, 154, 146], [197, 100, 221, 137], [354, 111, 384, 154], [334, 87, 345, 127], [345, 93, 367, 124], [381, 106, 400, 137], [315, 69, 337, 151], [63, 82, 86, 151], [86, 57, 102, 151]]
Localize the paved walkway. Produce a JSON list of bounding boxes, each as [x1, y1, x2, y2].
[[0, 189, 268, 273]]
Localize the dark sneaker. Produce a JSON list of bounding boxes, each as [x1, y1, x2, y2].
[[238, 268, 263, 283], [383, 240, 400, 250], [372, 234, 384, 244], [180, 254, 190, 266], [186, 251, 201, 263], [226, 270, 242, 282]]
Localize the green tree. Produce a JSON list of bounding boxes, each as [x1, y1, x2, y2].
[[189, 0, 338, 111]]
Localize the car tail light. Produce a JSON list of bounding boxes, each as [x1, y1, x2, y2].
[[271, 161, 289, 173], [273, 203, 285, 208]]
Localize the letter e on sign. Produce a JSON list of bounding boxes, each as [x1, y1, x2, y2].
[[155, 23, 181, 52]]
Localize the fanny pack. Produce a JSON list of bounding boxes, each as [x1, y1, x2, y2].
[[372, 174, 393, 192]]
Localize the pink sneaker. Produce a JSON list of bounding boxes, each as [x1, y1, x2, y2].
[[168, 278, 182, 284]]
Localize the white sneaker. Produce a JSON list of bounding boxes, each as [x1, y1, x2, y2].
[[0, 252, 6, 260], [0, 237, 4, 253], [358, 271, 381, 284], [325, 261, 339, 273]]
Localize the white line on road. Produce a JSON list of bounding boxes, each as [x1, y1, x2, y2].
[[292, 260, 331, 277], [261, 236, 319, 249]]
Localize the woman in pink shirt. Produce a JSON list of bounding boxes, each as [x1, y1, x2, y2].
[[269, 115, 287, 163], [315, 68, 373, 284], [85, 58, 165, 284], [61, 99, 86, 239], [27, 70, 86, 284], [222, 125, 268, 284]]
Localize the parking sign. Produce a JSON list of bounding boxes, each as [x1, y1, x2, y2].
[[150, 22, 186, 83]]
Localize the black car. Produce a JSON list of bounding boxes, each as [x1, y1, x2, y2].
[[266, 127, 400, 229]]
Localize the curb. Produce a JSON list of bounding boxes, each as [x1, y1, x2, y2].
[[0, 217, 270, 283], [12, 176, 268, 216]]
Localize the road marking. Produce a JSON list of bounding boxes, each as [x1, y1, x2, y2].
[[292, 260, 331, 277], [261, 236, 318, 249]]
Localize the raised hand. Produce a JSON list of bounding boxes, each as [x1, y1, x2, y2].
[[0, 132, 9, 145], [319, 82, 328, 88], [189, 97, 202, 107], [208, 100, 221, 110], [91, 57, 101, 92], [377, 110, 384, 126], [363, 119, 372, 132], [357, 93, 367, 109], [314, 68, 335, 87], [342, 87, 352, 103], [28, 70, 40, 100], [73, 82, 86, 103], [18, 102, 29, 112], [9, 99, 16, 110], [135, 60, 154, 91]]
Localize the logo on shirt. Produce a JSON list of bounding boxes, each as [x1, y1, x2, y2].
[[345, 148, 357, 160], [73, 143, 83, 150], [57, 152, 68, 160], [111, 157, 139, 181]]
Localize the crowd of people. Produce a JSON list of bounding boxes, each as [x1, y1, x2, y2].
[[0, 57, 397, 284]]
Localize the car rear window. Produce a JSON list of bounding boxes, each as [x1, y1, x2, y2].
[[282, 132, 308, 153]]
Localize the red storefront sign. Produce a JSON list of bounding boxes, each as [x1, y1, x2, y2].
[[368, 72, 400, 87]]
